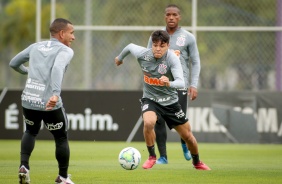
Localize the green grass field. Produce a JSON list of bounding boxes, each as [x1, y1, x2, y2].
[[0, 140, 281, 184]]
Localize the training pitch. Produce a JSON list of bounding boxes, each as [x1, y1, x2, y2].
[[0, 140, 281, 184]]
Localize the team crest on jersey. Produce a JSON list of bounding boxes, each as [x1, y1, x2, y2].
[[158, 63, 167, 74], [176, 35, 186, 46]]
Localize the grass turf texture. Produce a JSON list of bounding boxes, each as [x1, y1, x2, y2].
[[0, 140, 281, 184]]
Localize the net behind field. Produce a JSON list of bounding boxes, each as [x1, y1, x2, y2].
[[0, 0, 280, 91]]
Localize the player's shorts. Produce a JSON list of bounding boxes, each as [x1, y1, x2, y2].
[[140, 98, 188, 129], [22, 107, 68, 138], [177, 88, 188, 112]]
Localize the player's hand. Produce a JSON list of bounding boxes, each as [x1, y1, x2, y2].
[[115, 57, 123, 66], [188, 87, 198, 100], [46, 95, 59, 110], [159, 76, 170, 87]]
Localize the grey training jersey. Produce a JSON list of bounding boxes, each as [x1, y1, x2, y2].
[[148, 27, 201, 88], [9, 38, 74, 111], [117, 43, 184, 106]]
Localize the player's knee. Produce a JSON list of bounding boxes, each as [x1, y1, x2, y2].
[[182, 132, 195, 143], [25, 130, 39, 137], [143, 120, 155, 130]]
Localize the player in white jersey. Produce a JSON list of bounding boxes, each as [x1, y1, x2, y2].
[[147, 4, 201, 164], [10, 18, 75, 184], [115, 30, 210, 170]]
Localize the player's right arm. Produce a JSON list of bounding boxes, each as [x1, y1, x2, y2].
[[9, 44, 34, 75], [115, 43, 146, 65]]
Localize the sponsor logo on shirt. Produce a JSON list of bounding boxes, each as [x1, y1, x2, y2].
[[144, 75, 165, 86], [38, 41, 53, 52], [22, 78, 46, 109], [25, 84, 45, 91], [26, 78, 45, 91], [150, 97, 171, 103]]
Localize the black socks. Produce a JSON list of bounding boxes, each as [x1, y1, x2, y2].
[[191, 154, 200, 164], [147, 145, 156, 157]]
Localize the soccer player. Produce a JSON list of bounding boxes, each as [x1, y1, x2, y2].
[[147, 4, 201, 164], [9, 18, 76, 184], [115, 30, 210, 170]]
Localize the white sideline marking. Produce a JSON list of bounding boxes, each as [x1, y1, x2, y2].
[[0, 87, 8, 104], [126, 116, 142, 143]]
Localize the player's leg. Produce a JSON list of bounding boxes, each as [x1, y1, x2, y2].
[[43, 107, 73, 183], [142, 111, 158, 169], [19, 107, 43, 184], [177, 89, 191, 160], [174, 122, 198, 154], [154, 117, 168, 164], [143, 111, 157, 150], [174, 122, 211, 170], [163, 102, 210, 170], [140, 98, 158, 169]]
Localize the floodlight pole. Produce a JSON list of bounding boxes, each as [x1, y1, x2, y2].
[[191, 0, 197, 39], [36, 0, 41, 42], [50, 0, 56, 24], [84, 0, 92, 89], [275, 0, 282, 91]]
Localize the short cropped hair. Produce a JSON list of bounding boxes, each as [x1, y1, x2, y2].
[[165, 4, 181, 14], [49, 18, 72, 36], [151, 30, 170, 44]]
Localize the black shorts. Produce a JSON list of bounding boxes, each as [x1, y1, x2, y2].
[[22, 107, 68, 138], [177, 88, 188, 112], [140, 98, 188, 129]]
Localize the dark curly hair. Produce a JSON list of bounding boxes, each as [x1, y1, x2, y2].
[[151, 30, 170, 44]]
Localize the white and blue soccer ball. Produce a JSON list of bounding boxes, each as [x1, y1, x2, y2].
[[118, 147, 141, 170]]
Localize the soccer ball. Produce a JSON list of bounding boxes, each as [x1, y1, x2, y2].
[[118, 147, 141, 170]]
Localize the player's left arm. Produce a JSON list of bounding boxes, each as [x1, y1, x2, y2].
[[164, 53, 185, 89], [115, 43, 146, 66], [187, 35, 201, 100], [47, 47, 73, 110]]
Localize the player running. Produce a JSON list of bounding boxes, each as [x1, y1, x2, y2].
[[147, 4, 201, 165], [115, 30, 210, 170]]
